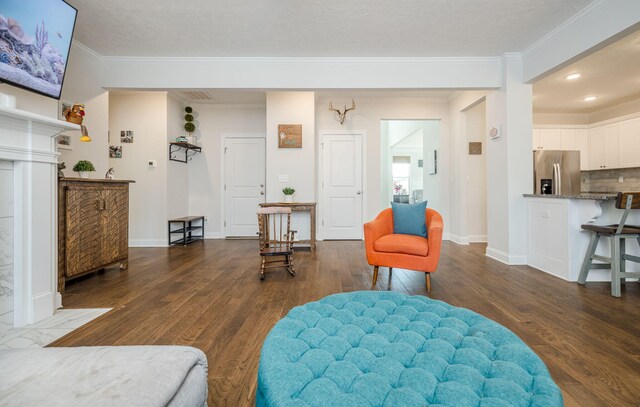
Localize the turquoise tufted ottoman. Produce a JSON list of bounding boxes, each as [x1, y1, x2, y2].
[[257, 291, 562, 407]]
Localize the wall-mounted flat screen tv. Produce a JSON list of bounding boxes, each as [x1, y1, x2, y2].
[[0, 0, 77, 99]]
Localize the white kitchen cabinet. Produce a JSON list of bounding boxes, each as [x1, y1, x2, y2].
[[588, 126, 605, 170], [617, 118, 640, 168], [532, 129, 540, 150], [539, 129, 563, 150], [574, 129, 589, 170], [589, 124, 619, 170], [560, 129, 575, 150], [603, 124, 619, 169]]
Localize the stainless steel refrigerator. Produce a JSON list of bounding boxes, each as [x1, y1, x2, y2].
[[533, 150, 581, 195]]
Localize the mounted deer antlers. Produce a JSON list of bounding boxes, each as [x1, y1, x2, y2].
[[329, 99, 356, 125]]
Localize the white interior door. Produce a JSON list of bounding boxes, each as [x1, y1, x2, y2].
[[224, 138, 265, 237], [322, 134, 363, 240]]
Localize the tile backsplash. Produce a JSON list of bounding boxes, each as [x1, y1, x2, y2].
[[582, 167, 640, 192]]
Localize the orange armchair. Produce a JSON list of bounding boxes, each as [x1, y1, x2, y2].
[[363, 208, 443, 292]]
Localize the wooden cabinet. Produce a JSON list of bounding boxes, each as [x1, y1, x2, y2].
[[589, 126, 606, 170], [58, 178, 134, 291], [532, 129, 540, 150], [538, 129, 562, 150], [618, 118, 640, 168]]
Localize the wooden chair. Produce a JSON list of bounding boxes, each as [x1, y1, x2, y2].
[[363, 208, 443, 292], [578, 192, 640, 297], [257, 207, 296, 280]]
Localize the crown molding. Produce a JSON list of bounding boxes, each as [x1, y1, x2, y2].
[[71, 40, 103, 61], [101, 55, 501, 65]]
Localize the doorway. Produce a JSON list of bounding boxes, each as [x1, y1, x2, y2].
[[321, 133, 364, 240], [380, 120, 441, 211], [223, 137, 266, 237]]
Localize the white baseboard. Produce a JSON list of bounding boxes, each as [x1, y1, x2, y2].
[[468, 235, 488, 243], [205, 232, 224, 239], [129, 239, 168, 247], [448, 233, 469, 245], [32, 291, 56, 324], [486, 247, 527, 265]]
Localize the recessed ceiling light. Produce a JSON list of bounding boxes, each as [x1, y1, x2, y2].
[[584, 96, 597, 102], [566, 73, 581, 80]]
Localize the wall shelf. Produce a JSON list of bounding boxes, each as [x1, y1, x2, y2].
[[169, 142, 201, 163]]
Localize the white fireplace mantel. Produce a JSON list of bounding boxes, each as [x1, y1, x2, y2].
[[0, 105, 79, 327]]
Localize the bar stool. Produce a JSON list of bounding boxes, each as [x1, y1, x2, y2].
[[578, 192, 640, 297]]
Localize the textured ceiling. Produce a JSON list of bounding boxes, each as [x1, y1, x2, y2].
[[533, 29, 640, 113], [66, 0, 593, 57]]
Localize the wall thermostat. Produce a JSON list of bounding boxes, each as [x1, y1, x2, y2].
[[148, 160, 157, 167]]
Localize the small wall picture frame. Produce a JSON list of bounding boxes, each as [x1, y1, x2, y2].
[[58, 100, 72, 121], [109, 145, 122, 158], [469, 142, 482, 155], [57, 134, 72, 150], [278, 124, 302, 148], [121, 130, 134, 143], [489, 124, 501, 140], [427, 150, 438, 174]]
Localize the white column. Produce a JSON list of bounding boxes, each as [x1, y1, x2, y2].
[[486, 54, 533, 264]]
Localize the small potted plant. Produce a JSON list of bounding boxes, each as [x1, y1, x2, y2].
[[282, 187, 295, 203], [72, 160, 96, 179]]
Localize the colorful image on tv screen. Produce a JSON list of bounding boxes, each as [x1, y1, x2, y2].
[[0, 0, 76, 99]]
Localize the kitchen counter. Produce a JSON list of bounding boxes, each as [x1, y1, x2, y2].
[[523, 193, 617, 200], [525, 194, 640, 283]]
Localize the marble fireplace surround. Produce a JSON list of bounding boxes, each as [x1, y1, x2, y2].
[[0, 106, 79, 327]]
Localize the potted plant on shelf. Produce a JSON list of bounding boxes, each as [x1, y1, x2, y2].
[[282, 187, 295, 203], [72, 160, 96, 179]]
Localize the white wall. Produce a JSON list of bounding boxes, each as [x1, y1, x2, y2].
[[167, 94, 188, 219], [266, 92, 316, 203], [466, 101, 487, 242], [58, 43, 110, 176], [109, 92, 168, 246], [316, 97, 450, 228], [485, 55, 533, 265], [187, 105, 266, 238], [447, 91, 487, 244]]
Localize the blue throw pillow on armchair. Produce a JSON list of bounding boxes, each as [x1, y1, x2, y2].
[[391, 200, 428, 237]]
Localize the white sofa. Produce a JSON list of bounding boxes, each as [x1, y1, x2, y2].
[[0, 346, 208, 406]]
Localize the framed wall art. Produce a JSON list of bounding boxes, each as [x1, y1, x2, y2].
[[278, 124, 302, 148]]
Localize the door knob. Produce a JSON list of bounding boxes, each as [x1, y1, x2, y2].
[[357, 191, 362, 195], [260, 191, 264, 195], [260, 184, 264, 187]]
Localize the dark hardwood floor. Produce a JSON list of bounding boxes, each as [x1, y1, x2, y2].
[[51, 240, 640, 407]]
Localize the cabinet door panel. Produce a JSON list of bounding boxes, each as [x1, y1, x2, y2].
[[539, 129, 562, 150], [560, 129, 575, 150], [574, 129, 589, 170], [100, 188, 128, 265], [66, 188, 103, 277], [588, 126, 604, 170], [603, 124, 619, 169], [618, 118, 640, 168]]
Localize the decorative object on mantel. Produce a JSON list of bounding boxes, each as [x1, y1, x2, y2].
[[105, 167, 115, 180], [469, 142, 482, 155], [282, 187, 296, 203], [278, 124, 302, 148], [72, 160, 95, 178], [57, 162, 66, 178], [329, 99, 356, 125], [62, 103, 91, 142], [169, 142, 201, 163]]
